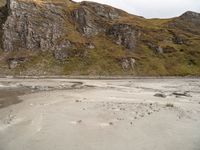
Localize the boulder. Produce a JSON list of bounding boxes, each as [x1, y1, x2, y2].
[[154, 93, 167, 98], [121, 58, 136, 70], [86, 43, 95, 49]]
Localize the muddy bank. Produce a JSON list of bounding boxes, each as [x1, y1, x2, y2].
[[0, 88, 26, 109]]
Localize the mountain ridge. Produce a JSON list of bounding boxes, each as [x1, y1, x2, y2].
[[0, 0, 200, 76]]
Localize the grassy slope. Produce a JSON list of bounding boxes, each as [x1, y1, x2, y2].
[[0, 0, 200, 76]]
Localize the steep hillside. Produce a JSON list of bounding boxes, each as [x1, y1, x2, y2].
[[0, 0, 199, 76]]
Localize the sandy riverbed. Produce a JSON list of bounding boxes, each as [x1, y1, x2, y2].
[[0, 78, 200, 150]]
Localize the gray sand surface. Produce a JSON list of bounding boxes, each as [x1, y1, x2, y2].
[[0, 78, 200, 150]]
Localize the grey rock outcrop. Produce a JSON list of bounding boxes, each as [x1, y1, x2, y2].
[[3, 0, 71, 52], [53, 40, 72, 61], [180, 11, 200, 24], [72, 1, 125, 36], [72, 7, 100, 36], [169, 11, 200, 35], [81, 1, 121, 20], [121, 58, 136, 70], [147, 43, 163, 54], [107, 24, 139, 49]]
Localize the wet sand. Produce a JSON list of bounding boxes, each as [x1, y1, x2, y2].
[[0, 78, 200, 150]]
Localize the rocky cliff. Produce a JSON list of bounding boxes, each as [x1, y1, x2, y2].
[[0, 0, 200, 76]]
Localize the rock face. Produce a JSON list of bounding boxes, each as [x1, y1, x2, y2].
[[180, 11, 200, 24], [3, 0, 71, 52], [72, 1, 125, 36], [80, 1, 120, 20], [169, 11, 200, 35], [107, 24, 139, 49], [72, 7, 100, 36], [0, 4, 8, 47]]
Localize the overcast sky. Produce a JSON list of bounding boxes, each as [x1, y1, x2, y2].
[[74, 0, 200, 18]]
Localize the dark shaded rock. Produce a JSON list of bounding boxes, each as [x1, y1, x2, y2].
[[162, 46, 177, 53], [8, 57, 27, 69], [0, 5, 8, 48], [148, 43, 177, 54], [85, 43, 95, 49], [107, 24, 139, 49], [172, 34, 185, 45], [165, 103, 174, 107], [154, 93, 167, 98], [168, 30, 187, 45], [147, 43, 163, 54], [188, 59, 197, 66], [172, 92, 192, 97]]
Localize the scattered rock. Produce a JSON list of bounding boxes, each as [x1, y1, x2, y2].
[[109, 122, 114, 125], [165, 103, 174, 108], [75, 100, 82, 103], [154, 93, 167, 98], [172, 92, 191, 97], [77, 120, 82, 124], [120, 108, 126, 111], [86, 43, 95, 49]]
